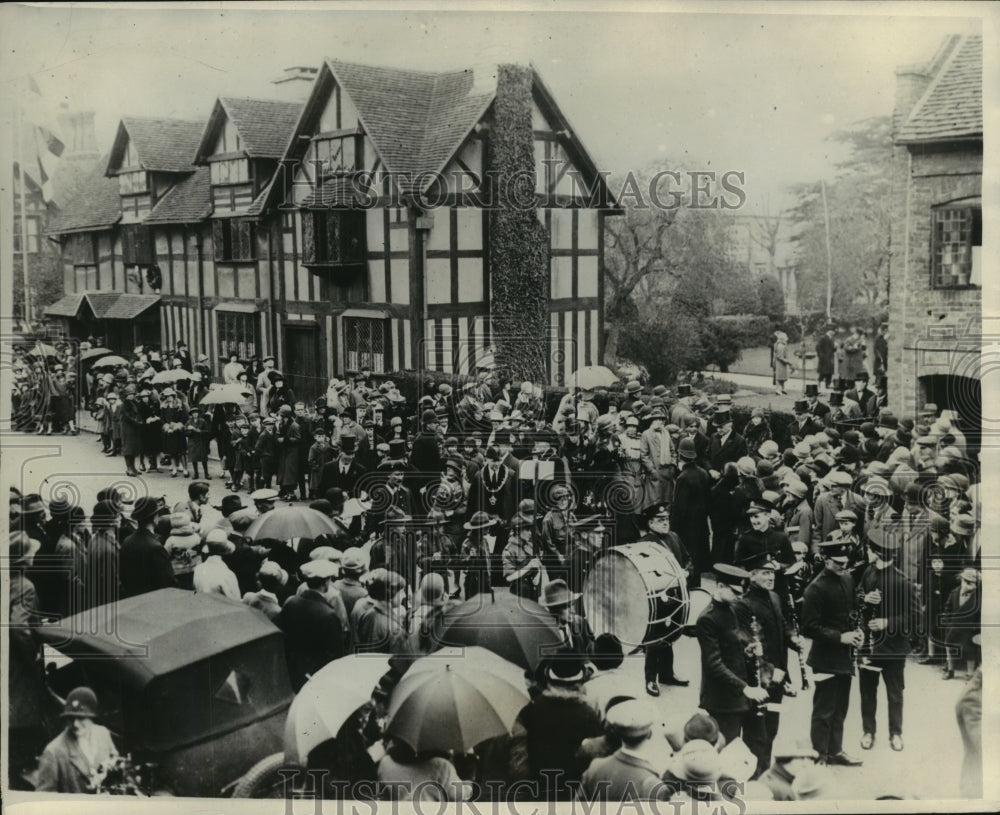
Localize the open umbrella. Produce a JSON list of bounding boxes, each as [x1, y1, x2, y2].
[[91, 355, 130, 369], [385, 647, 529, 754], [436, 591, 564, 671], [80, 347, 113, 361], [151, 368, 194, 384], [569, 365, 620, 390], [283, 654, 391, 765], [25, 343, 59, 358], [199, 384, 254, 405], [245, 506, 344, 542]]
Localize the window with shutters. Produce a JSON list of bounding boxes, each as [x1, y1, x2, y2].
[[120, 224, 153, 266], [212, 218, 257, 262], [217, 311, 260, 361], [931, 202, 981, 289], [301, 210, 366, 269]]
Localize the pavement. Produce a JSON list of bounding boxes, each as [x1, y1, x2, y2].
[[6, 430, 975, 803]]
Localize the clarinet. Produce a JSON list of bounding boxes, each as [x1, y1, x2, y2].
[[786, 597, 810, 691], [749, 615, 766, 718]]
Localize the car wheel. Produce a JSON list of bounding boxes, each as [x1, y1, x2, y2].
[[230, 753, 288, 799]]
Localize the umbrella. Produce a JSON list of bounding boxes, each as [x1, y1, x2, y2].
[[283, 654, 391, 765], [199, 384, 254, 405], [245, 506, 344, 542], [151, 368, 194, 384], [25, 343, 59, 358], [569, 365, 620, 390], [436, 591, 564, 671], [91, 355, 130, 369], [385, 647, 529, 754], [80, 347, 113, 361]]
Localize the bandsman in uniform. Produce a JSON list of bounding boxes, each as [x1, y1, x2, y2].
[[801, 539, 864, 767], [855, 522, 918, 752], [639, 503, 691, 696]]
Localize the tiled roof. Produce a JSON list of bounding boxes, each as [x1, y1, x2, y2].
[[329, 60, 494, 184], [144, 167, 211, 224], [85, 292, 160, 320], [50, 154, 102, 210], [219, 98, 304, 158], [44, 294, 86, 318], [897, 35, 982, 143], [245, 179, 273, 216], [45, 154, 121, 235], [112, 117, 205, 173]]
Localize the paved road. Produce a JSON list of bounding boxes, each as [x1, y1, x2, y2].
[[5, 431, 974, 803]]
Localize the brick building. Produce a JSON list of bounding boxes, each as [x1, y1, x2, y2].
[[888, 34, 982, 454], [44, 61, 619, 400]]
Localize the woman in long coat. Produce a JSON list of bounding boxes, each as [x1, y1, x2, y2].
[[275, 407, 302, 499], [772, 332, 794, 395], [119, 386, 144, 477]]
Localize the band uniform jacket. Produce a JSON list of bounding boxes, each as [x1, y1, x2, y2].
[[696, 598, 752, 714], [802, 566, 856, 675], [856, 562, 917, 659], [736, 584, 791, 678], [120, 528, 176, 599], [733, 528, 795, 571]]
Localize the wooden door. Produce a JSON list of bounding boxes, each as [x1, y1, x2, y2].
[[283, 324, 322, 404]]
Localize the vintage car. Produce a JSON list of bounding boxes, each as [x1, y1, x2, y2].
[[34, 588, 293, 797]]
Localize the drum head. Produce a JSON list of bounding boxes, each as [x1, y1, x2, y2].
[[583, 543, 688, 649]]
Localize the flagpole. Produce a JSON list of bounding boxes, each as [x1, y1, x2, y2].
[[16, 82, 33, 329]]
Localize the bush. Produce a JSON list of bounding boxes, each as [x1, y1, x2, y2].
[[758, 276, 786, 321], [710, 315, 773, 349]]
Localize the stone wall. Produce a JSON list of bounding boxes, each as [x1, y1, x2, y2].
[[887, 145, 982, 418]]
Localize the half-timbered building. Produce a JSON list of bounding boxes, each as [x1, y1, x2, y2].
[[46, 60, 618, 398]]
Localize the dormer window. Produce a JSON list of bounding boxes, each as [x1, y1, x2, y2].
[[210, 158, 251, 185], [119, 170, 148, 195], [310, 134, 361, 177]]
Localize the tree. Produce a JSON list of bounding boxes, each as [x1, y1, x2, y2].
[[787, 117, 893, 329], [12, 253, 64, 326], [758, 275, 785, 321]]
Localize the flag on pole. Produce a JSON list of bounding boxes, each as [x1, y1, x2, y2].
[[20, 76, 65, 203]]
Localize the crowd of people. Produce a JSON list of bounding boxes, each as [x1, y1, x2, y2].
[[6, 336, 984, 801]]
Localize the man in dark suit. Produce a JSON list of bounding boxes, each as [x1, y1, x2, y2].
[[276, 559, 345, 691], [174, 340, 193, 373], [672, 437, 713, 581], [846, 372, 876, 418], [707, 408, 747, 479], [802, 539, 864, 767], [815, 326, 836, 389], [789, 400, 825, 445], [119, 497, 174, 598], [467, 446, 518, 584], [408, 409, 444, 506], [855, 523, 918, 752], [318, 436, 367, 497], [695, 563, 769, 754], [804, 383, 831, 423]]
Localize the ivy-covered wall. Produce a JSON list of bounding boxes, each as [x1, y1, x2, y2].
[[488, 64, 551, 385]]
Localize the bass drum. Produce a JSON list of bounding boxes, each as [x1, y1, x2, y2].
[[582, 542, 689, 649]]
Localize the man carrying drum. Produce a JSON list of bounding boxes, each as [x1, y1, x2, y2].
[[639, 503, 691, 696]]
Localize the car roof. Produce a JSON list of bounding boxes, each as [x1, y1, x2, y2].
[[38, 589, 281, 686]]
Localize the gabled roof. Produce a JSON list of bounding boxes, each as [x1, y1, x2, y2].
[[106, 117, 205, 175], [45, 153, 121, 235], [328, 60, 495, 185], [144, 167, 212, 224], [897, 34, 982, 144], [194, 97, 304, 163], [43, 293, 86, 318]]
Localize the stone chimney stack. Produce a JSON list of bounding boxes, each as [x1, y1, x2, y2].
[[57, 109, 99, 157], [271, 66, 318, 102]]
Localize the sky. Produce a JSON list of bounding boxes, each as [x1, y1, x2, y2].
[[0, 2, 988, 216]]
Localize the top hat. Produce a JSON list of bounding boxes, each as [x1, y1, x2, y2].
[[793, 399, 809, 414], [804, 383, 819, 397], [712, 408, 732, 426], [340, 436, 357, 455], [829, 392, 844, 407]]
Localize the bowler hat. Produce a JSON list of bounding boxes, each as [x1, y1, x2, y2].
[[677, 438, 697, 461], [625, 380, 642, 395], [61, 687, 99, 719], [216, 494, 246, 516], [132, 496, 162, 524]]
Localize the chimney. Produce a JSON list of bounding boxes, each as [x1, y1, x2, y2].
[[56, 109, 99, 157], [271, 66, 319, 102]]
